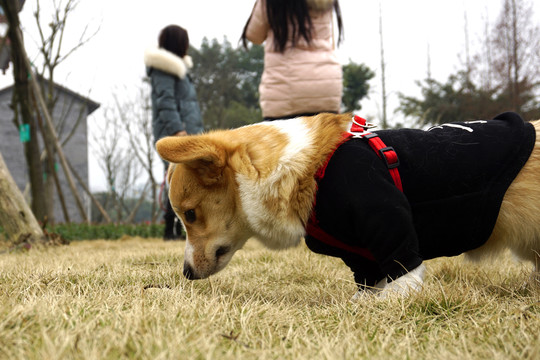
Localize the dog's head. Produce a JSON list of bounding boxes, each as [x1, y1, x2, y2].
[[156, 114, 352, 280], [156, 134, 252, 280]]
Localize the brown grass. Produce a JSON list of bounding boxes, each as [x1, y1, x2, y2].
[[0, 238, 538, 359]]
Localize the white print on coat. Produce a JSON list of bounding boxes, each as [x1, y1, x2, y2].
[[428, 120, 487, 133]]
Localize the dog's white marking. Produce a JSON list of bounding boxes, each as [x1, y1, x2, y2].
[[237, 118, 313, 249], [184, 239, 194, 265], [380, 263, 425, 298], [262, 118, 313, 164], [351, 263, 426, 300]]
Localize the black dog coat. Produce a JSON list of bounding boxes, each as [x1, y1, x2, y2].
[[305, 112, 536, 288]]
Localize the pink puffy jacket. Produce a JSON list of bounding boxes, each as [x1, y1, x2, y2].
[[245, 0, 343, 119]]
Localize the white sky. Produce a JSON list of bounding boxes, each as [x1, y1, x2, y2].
[[1, 0, 537, 191]]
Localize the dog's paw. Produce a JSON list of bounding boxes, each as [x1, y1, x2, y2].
[[350, 280, 387, 301], [531, 270, 540, 286], [379, 263, 426, 298], [521, 269, 540, 290]]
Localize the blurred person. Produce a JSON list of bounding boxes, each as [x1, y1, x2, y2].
[[241, 0, 344, 120], [144, 24, 204, 240]]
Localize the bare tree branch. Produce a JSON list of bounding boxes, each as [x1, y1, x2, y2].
[[112, 83, 162, 223]]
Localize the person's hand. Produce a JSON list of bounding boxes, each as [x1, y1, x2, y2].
[[173, 130, 188, 136]]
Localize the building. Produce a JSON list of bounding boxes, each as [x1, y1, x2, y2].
[[0, 79, 100, 223]]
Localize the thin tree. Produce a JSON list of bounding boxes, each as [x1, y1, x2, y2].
[[486, 0, 540, 115], [31, 0, 99, 223], [426, 43, 432, 81], [113, 83, 161, 223], [463, 10, 472, 84], [92, 108, 147, 223], [399, 0, 540, 126], [91, 111, 125, 223], [480, 7, 493, 91], [1, 0, 97, 224], [1, 0, 47, 221], [378, 2, 388, 129]]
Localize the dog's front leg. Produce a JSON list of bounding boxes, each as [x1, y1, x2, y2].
[[350, 264, 426, 301], [378, 263, 426, 298]]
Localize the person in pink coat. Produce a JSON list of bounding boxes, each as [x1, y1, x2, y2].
[[241, 0, 344, 120]]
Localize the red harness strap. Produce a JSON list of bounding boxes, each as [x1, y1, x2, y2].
[[349, 115, 403, 191], [306, 115, 403, 260]]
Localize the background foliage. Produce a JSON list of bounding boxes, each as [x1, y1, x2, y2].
[[189, 38, 375, 129], [398, 0, 540, 126], [0, 223, 164, 242], [48, 223, 164, 240]]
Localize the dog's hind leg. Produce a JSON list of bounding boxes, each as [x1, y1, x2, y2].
[[466, 120, 540, 285]]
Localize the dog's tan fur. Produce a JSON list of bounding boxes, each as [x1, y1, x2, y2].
[[156, 114, 540, 289], [466, 120, 540, 270]]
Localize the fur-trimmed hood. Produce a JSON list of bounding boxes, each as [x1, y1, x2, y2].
[[144, 47, 193, 79], [307, 0, 334, 11]]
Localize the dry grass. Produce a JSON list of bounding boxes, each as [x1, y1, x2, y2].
[[0, 237, 539, 360]]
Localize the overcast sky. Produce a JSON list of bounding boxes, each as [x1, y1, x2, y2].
[[1, 0, 538, 191]]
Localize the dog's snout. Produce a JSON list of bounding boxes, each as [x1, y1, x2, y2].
[[183, 262, 196, 280]]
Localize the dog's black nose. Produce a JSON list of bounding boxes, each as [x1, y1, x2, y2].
[[183, 263, 195, 280]]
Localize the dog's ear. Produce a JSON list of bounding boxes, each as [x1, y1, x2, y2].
[[156, 136, 227, 186]]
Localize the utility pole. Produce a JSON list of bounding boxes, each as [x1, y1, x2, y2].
[[379, 2, 388, 129]]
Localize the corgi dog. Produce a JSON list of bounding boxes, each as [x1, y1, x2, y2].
[[156, 112, 540, 297]]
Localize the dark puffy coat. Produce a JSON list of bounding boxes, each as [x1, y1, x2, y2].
[[144, 47, 203, 141]]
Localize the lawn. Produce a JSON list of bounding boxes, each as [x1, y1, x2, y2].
[[0, 237, 538, 359]]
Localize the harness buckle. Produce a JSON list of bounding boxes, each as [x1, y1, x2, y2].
[[362, 132, 378, 139], [379, 146, 400, 169], [352, 116, 377, 130]]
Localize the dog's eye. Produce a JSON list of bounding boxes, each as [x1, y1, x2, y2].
[[215, 246, 230, 259], [184, 209, 196, 223]]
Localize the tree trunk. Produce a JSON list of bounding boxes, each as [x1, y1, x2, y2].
[[0, 152, 45, 243], [2, 0, 48, 222], [33, 96, 70, 223], [42, 77, 58, 223], [2, 0, 89, 224]]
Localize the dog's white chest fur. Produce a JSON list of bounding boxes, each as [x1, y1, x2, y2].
[[237, 118, 314, 249]]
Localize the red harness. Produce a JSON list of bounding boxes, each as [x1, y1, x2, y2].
[[306, 115, 403, 260]]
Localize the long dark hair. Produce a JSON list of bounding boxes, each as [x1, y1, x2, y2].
[[159, 25, 189, 57], [242, 0, 343, 53]]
